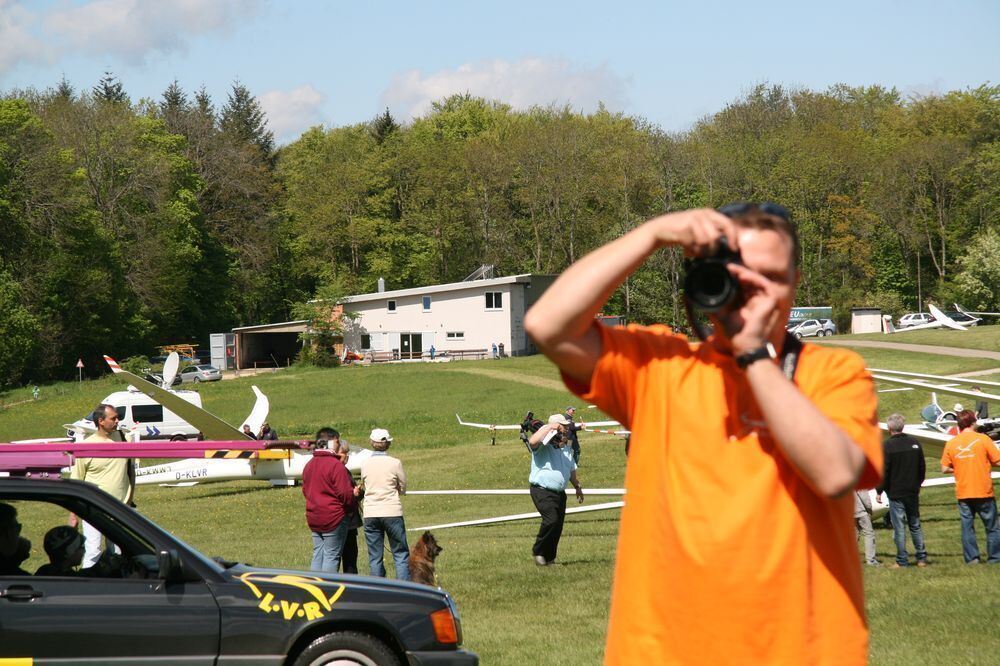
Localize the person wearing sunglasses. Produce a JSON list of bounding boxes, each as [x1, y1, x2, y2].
[[525, 204, 880, 665], [69, 403, 135, 568]]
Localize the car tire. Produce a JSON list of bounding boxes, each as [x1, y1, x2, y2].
[[794, 332, 803, 340], [294, 631, 400, 666], [193, 377, 201, 383], [170, 434, 186, 442]]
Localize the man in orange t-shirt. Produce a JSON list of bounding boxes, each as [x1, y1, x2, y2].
[[525, 204, 881, 665], [941, 410, 1000, 564]]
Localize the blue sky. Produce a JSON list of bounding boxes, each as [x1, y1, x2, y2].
[[2, 0, 997, 143]]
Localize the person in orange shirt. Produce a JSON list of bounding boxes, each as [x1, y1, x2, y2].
[[525, 204, 881, 665], [941, 410, 1000, 564]]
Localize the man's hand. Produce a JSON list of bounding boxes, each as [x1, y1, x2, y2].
[[646, 208, 738, 256], [724, 263, 783, 356], [575, 484, 585, 503]]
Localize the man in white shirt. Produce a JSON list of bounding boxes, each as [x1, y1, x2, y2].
[[360, 428, 409, 580], [69, 403, 134, 567]]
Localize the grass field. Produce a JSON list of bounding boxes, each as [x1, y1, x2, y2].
[[2, 348, 999, 664], [846, 322, 1000, 352]]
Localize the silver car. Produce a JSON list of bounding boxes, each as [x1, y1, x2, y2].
[[788, 318, 832, 339], [178, 364, 222, 383]]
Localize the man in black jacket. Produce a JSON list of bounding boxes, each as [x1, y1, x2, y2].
[[878, 413, 928, 568]]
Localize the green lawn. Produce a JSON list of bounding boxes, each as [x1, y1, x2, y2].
[[844, 323, 1000, 352], [1, 351, 998, 665]]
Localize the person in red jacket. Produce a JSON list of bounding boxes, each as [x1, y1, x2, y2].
[[303, 427, 358, 572]]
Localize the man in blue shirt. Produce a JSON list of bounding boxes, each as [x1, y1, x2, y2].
[[527, 414, 585, 566]]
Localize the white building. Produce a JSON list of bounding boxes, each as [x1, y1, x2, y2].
[[340, 274, 556, 358]]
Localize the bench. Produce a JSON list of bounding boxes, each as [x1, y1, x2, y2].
[[445, 349, 490, 360]]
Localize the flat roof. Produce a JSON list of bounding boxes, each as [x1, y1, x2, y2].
[[232, 320, 309, 333], [341, 274, 549, 304]]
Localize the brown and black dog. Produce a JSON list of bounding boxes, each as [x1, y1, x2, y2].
[[409, 531, 443, 586]]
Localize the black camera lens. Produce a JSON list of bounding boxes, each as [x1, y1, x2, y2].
[[683, 238, 742, 313]]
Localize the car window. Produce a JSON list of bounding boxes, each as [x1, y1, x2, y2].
[[1, 496, 157, 579]]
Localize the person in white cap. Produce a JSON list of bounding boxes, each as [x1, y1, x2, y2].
[[526, 414, 584, 565], [360, 428, 410, 580]]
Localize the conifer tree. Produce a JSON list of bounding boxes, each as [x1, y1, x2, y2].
[[55, 75, 74, 101], [220, 80, 274, 157], [92, 71, 128, 104], [371, 107, 399, 144]]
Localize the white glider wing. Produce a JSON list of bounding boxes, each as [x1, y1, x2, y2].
[[454, 414, 521, 430], [409, 501, 624, 531], [104, 354, 251, 440], [872, 372, 1000, 404]]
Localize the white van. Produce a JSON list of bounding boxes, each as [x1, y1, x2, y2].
[[67, 387, 204, 441]]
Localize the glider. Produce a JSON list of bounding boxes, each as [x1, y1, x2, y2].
[[98, 354, 373, 486], [455, 412, 627, 446], [882, 303, 977, 333]]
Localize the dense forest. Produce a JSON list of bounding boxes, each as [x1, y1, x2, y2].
[[1, 74, 998, 386]]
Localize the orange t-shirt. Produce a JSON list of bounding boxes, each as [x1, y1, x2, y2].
[[941, 429, 1000, 499], [564, 323, 881, 665]]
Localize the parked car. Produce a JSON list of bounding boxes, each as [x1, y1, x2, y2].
[[897, 312, 934, 328], [179, 364, 222, 383], [0, 473, 477, 665], [787, 319, 832, 338], [943, 311, 979, 326], [144, 372, 182, 387], [818, 319, 837, 335]]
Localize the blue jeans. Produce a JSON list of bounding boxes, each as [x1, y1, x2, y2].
[[364, 516, 410, 580], [888, 496, 927, 566], [311, 521, 349, 573], [957, 497, 1000, 563]]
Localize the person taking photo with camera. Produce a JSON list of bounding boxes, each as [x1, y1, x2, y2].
[[525, 204, 881, 665], [527, 414, 584, 566]]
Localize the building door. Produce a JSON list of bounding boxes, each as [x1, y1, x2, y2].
[[400, 333, 423, 359]]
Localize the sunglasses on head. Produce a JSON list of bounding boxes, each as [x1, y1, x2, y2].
[[717, 202, 790, 221]]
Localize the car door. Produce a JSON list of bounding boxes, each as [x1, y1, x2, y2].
[[801, 320, 819, 336], [0, 496, 220, 664]]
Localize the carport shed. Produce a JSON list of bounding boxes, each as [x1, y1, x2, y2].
[[232, 320, 308, 369]]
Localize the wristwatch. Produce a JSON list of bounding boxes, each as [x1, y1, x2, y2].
[[736, 342, 777, 369]]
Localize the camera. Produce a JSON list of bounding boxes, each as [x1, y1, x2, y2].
[[547, 430, 567, 448], [683, 236, 743, 312]]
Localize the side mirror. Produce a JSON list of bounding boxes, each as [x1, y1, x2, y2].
[[157, 549, 184, 582]]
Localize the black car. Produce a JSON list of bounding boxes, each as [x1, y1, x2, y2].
[[943, 311, 979, 326], [0, 476, 477, 665]]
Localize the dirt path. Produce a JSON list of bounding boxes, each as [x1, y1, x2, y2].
[[820, 339, 1000, 360], [448, 366, 568, 392]]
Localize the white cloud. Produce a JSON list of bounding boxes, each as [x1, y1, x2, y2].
[[0, 0, 54, 73], [381, 57, 629, 120], [42, 0, 261, 60], [259, 84, 326, 144]]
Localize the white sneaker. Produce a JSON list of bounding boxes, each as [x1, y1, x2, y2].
[[534, 555, 548, 566]]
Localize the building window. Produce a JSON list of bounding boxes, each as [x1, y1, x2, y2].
[[361, 334, 371, 350], [422, 295, 432, 312], [446, 332, 464, 340], [485, 292, 503, 310], [387, 300, 396, 313]]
